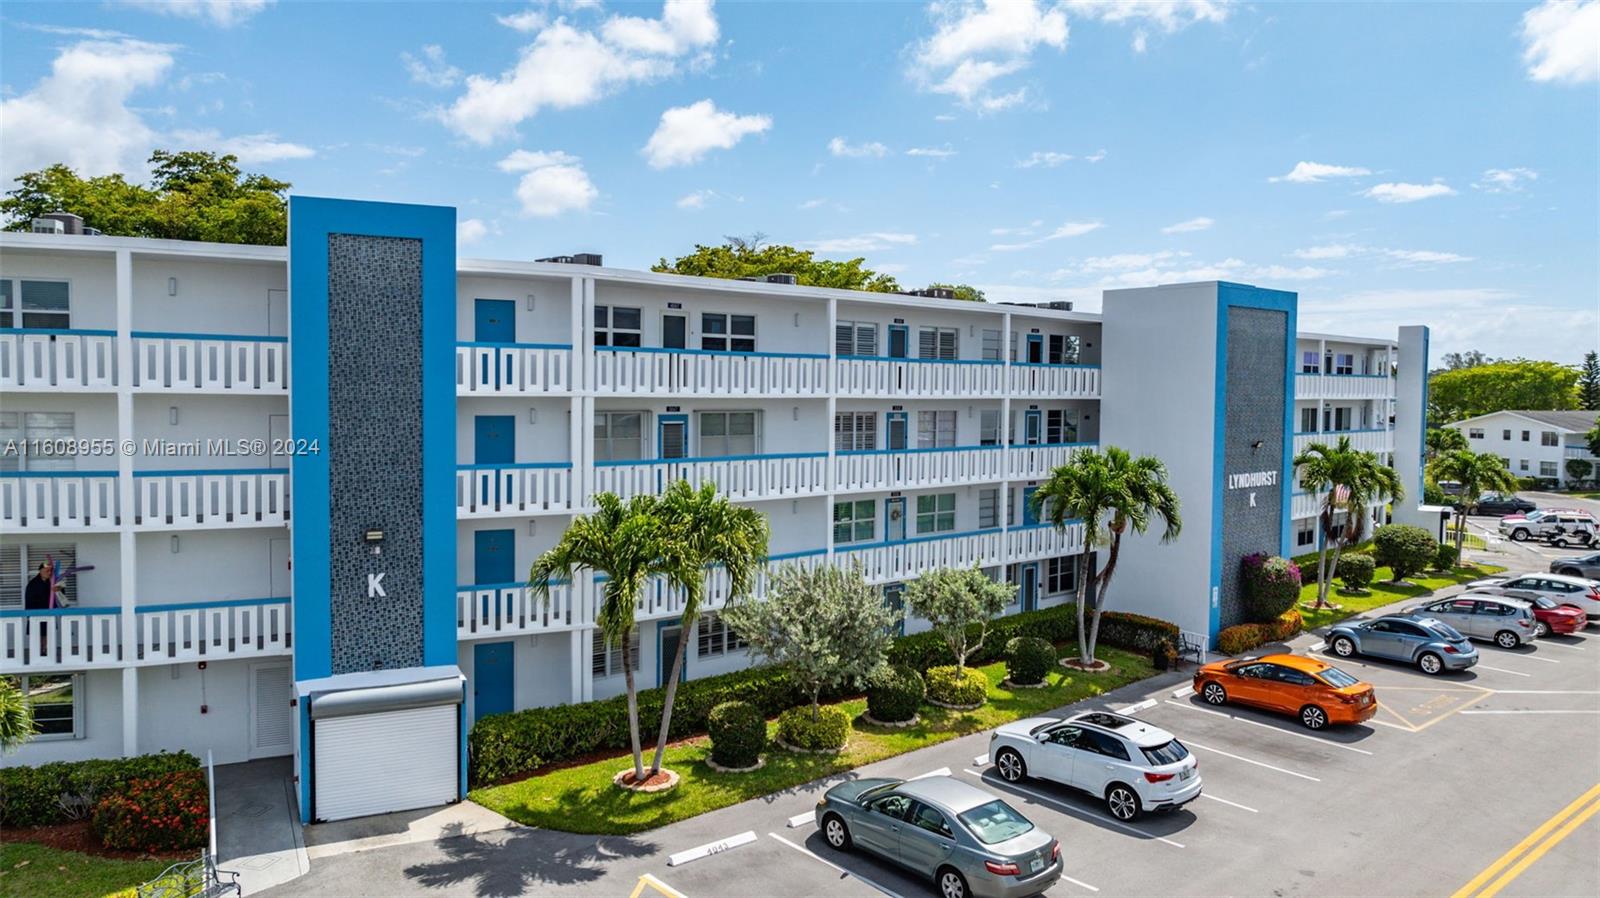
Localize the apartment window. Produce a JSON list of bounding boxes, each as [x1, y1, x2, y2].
[[1521, 430, 1531, 442], [917, 410, 956, 448], [1468, 428, 1484, 439], [702, 313, 755, 352], [1500, 457, 1512, 468], [1295, 525, 1316, 548], [1540, 461, 1559, 478], [1502, 429, 1511, 440], [834, 412, 876, 452], [1333, 354, 1354, 375], [981, 329, 1003, 361], [834, 500, 875, 544], [593, 305, 641, 347], [1519, 459, 1529, 472], [1, 542, 78, 609], [1324, 407, 1352, 432], [1045, 409, 1078, 444], [1045, 556, 1077, 595], [836, 320, 878, 357], [3, 674, 82, 739], [698, 411, 759, 457], [1299, 408, 1319, 434], [918, 326, 958, 361], [916, 493, 956, 534], [1301, 351, 1320, 374], [697, 613, 747, 659], [978, 488, 999, 529], [0, 412, 75, 472], [979, 409, 1001, 446], [0, 279, 70, 329], [1541, 431, 1559, 447], [591, 630, 640, 678], [1048, 334, 1080, 365], [594, 411, 647, 461]]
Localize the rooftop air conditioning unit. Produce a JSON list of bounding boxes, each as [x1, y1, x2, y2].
[[535, 253, 603, 266], [31, 218, 65, 234], [764, 273, 798, 285]]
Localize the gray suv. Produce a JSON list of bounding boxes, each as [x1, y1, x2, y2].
[[1408, 594, 1539, 648], [1550, 552, 1600, 580]]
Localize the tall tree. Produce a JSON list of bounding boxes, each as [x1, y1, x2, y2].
[[653, 235, 901, 292], [1295, 437, 1405, 609], [645, 481, 769, 777], [1565, 458, 1593, 489], [924, 283, 987, 302], [1589, 423, 1600, 459], [1426, 427, 1469, 460], [1033, 447, 1182, 667], [2, 151, 290, 245], [1437, 350, 1493, 372], [902, 566, 1016, 669], [1427, 360, 1579, 423], [1429, 450, 1520, 556], [0, 677, 38, 753], [1579, 351, 1600, 411]]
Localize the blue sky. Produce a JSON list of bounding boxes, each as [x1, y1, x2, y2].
[[2, 1, 1596, 362]]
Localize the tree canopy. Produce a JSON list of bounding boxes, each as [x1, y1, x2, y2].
[[653, 234, 902, 292], [1427, 359, 1579, 424], [1, 151, 290, 246], [1579, 351, 1600, 411], [925, 282, 986, 302]]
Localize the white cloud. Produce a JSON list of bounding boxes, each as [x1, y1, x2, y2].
[[990, 220, 1103, 251], [1083, 149, 1106, 162], [1363, 181, 1456, 203], [991, 218, 1044, 236], [1064, 0, 1233, 31], [497, 149, 598, 216], [1132, 30, 1148, 53], [828, 137, 889, 158], [906, 145, 957, 158], [169, 130, 314, 163], [1269, 161, 1371, 183], [643, 99, 770, 168], [798, 198, 827, 210], [497, 7, 549, 32], [1292, 244, 1472, 266], [457, 218, 489, 245], [115, 0, 273, 27], [1017, 150, 1072, 168], [1520, 0, 1599, 84], [806, 232, 919, 253], [907, 0, 1069, 108], [1473, 167, 1539, 193], [1383, 249, 1473, 264], [1292, 244, 1359, 260], [677, 190, 712, 209], [403, 45, 462, 88], [1300, 287, 1597, 364], [1161, 216, 1213, 234], [441, 0, 720, 144]]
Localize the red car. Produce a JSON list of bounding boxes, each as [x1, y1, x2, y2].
[[1520, 594, 1588, 636]]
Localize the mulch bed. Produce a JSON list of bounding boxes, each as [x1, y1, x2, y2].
[[5, 820, 193, 862]]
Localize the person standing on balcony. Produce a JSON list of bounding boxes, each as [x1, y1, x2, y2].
[[25, 562, 62, 656]]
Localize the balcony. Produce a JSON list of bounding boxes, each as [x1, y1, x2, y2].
[[835, 356, 1004, 398], [1008, 442, 1094, 482], [133, 469, 290, 530], [838, 528, 1006, 583], [1295, 372, 1394, 401], [456, 463, 573, 517], [0, 597, 291, 672], [594, 347, 827, 397], [1008, 363, 1100, 399], [1565, 446, 1599, 461], [593, 453, 827, 503], [456, 342, 571, 395], [1005, 521, 1086, 561], [132, 332, 288, 394], [0, 328, 117, 390], [0, 470, 120, 532], [835, 446, 1005, 493], [1293, 428, 1394, 456]]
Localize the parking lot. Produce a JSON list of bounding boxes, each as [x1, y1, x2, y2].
[[271, 590, 1599, 898]]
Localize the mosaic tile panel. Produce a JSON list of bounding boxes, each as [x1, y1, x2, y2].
[[1219, 305, 1288, 629]]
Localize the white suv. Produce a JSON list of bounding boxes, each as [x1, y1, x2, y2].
[[1483, 573, 1600, 620], [1500, 511, 1597, 544], [989, 710, 1201, 822]]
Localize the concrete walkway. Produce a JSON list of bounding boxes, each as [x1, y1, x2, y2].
[[214, 758, 309, 896], [304, 800, 520, 861]]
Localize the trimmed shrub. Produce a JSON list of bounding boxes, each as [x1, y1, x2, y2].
[[1435, 544, 1460, 570], [1374, 524, 1439, 582], [1241, 554, 1302, 622], [92, 769, 208, 853], [1004, 637, 1057, 686], [865, 665, 924, 723], [1336, 553, 1375, 592], [1217, 610, 1304, 656], [777, 706, 850, 751], [707, 701, 766, 769], [925, 665, 988, 707], [0, 751, 200, 828], [885, 603, 1177, 672]]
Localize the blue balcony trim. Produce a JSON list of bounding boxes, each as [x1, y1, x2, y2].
[[0, 469, 118, 478], [838, 441, 1095, 458], [132, 331, 288, 344], [458, 341, 573, 350], [1293, 428, 1392, 437], [1010, 361, 1101, 370], [457, 461, 573, 471], [1307, 372, 1391, 379], [132, 467, 290, 477], [0, 327, 117, 337], [138, 596, 290, 612], [458, 578, 571, 590], [0, 605, 121, 618], [838, 354, 999, 366], [594, 452, 827, 467], [595, 345, 829, 360]]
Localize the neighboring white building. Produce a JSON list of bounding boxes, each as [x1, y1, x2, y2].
[[1447, 409, 1600, 486], [0, 197, 1428, 821]]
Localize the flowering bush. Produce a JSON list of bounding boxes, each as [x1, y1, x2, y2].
[[92, 769, 208, 853], [1241, 554, 1303, 621]]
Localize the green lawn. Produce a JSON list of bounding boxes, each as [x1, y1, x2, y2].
[[0, 842, 172, 898], [1296, 563, 1505, 631], [471, 646, 1155, 835]]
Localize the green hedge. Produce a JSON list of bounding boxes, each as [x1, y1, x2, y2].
[[1004, 637, 1057, 685], [926, 665, 988, 706], [886, 603, 1177, 671], [707, 701, 766, 768], [777, 706, 850, 751], [865, 665, 924, 723], [1336, 553, 1375, 591], [1217, 610, 1304, 656], [0, 751, 201, 828]]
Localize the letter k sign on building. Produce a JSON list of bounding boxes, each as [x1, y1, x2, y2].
[[367, 573, 387, 598]]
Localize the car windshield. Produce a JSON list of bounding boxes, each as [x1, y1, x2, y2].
[[1318, 667, 1361, 688], [1527, 596, 1556, 609], [1426, 623, 1466, 641], [1141, 740, 1190, 765], [957, 800, 1034, 845]]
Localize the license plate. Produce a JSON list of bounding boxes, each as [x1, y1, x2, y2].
[[1179, 767, 1194, 781], [1030, 857, 1045, 873], [1360, 694, 1371, 705]]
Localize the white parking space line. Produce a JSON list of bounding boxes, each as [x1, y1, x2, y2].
[[958, 769, 1186, 848], [666, 831, 757, 866], [1516, 653, 1560, 664], [1199, 792, 1259, 813], [1475, 664, 1532, 677], [766, 832, 905, 898], [1367, 718, 1416, 732], [911, 767, 952, 780], [1161, 700, 1375, 755], [1182, 740, 1321, 783], [1171, 685, 1194, 699], [787, 812, 814, 829], [1458, 709, 1600, 715], [1491, 689, 1600, 694], [973, 754, 989, 767], [1119, 699, 1157, 714], [1061, 873, 1101, 892], [1308, 641, 1326, 652]]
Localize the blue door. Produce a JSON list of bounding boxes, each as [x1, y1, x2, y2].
[[886, 497, 906, 542], [474, 299, 516, 343], [887, 412, 907, 450], [888, 325, 909, 359], [474, 529, 516, 585], [473, 641, 514, 722], [884, 584, 906, 637], [1026, 333, 1044, 364], [474, 415, 515, 465], [1024, 410, 1042, 445], [1020, 564, 1039, 612], [1022, 486, 1039, 526]]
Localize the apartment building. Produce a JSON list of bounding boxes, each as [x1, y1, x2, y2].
[[0, 197, 1428, 822], [1446, 409, 1600, 487]]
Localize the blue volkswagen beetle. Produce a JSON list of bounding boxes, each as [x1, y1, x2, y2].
[[1325, 613, 1477, 675]]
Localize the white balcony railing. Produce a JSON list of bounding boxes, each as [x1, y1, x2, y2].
[[594, 347, 828, 396], [0, 471, 121, 531], [838, 528, 1008, 584], [0, 608, 122, 671], [131, 332, 288, 393], [1008, 364, 1100, 399], [133, 469, 291, 529], [632, 549, 829, 622], [457, 580, 587, 640], [0, 329, 117, 390], [1294, 372, 1395, 401], [1007, 442, 1094, 482], [594, 453, 828, 503], [1006, 521, 1086, 561], [456, 464, 573, 517], [835, 356, 1004, 398], [0, 598, 291, 672], [1293, 428, 1394, 456], [834, 446, 1006, 493], [1292, 492, 1321, 519], [456, 343, 571, 395]]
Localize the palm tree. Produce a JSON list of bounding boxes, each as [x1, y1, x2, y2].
[[1033, 447, 1182, 667], [1, 677, 38, 753], [1429, 449, 1520, 557], [646, 480, 769, 776], [527, 492, 682, 784], [1425, 427, 1468, 460], [1295, 437, 1405, 609]]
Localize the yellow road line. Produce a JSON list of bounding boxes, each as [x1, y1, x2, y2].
[[1477, 797, 1600, 898], [1450, 783, 1600, 898]]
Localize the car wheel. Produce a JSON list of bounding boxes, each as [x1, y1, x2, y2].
[[1533, 620, 1549, 638], [1418, 652, 1444, 675], [821, 814, 851, 851], [1554, 537, 1570, 548], [1332, 636, 1357, 658], [995, 748, 1027, 783], [1105, 783, 1142, 822], [936, 866, 969, 898], [1201, 681, 1227, 705], [1511, 528, 1530, 542], [1495, 630, 1521, 649], [1299, 705, 1329, 730]]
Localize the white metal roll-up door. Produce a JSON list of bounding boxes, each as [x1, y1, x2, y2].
[[313, 704, 457, 821]]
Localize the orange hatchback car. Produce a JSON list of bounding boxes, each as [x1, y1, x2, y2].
[[1193, 653, 1377, 730]]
